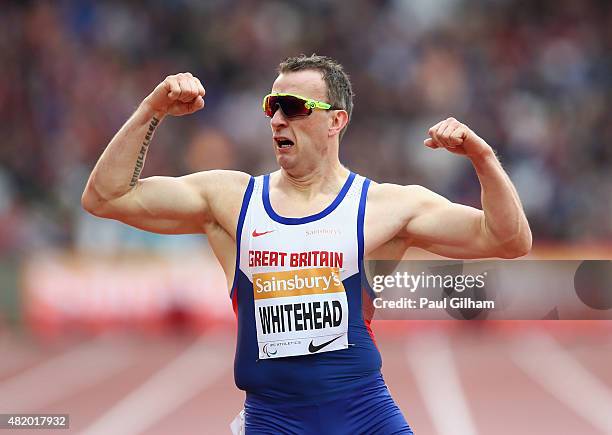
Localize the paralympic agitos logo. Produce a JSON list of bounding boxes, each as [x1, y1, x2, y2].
[[262, 343, 277, 357], [262, 340, 303, 357]]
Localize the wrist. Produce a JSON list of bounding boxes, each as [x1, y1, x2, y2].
[[469, 145, 499, 170], [139, 98, 167, 122]]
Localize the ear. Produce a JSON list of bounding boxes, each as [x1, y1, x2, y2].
[[328, 110, 349, 138]]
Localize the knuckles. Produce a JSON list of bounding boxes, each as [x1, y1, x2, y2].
[[164, 72, 196, 83], [426, 117, 470, 149], [162, 73, 204, 99]]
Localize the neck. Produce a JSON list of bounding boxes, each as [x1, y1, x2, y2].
[[277, 158, 349, 198]]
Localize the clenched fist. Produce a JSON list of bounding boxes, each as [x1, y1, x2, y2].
[[424, 117, 492, 159], [143, 72, 206, 117]]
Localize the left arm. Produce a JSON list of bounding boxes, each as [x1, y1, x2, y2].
[[395, 118, 531, 259]]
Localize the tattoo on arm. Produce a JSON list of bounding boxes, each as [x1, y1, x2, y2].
[[130, 117, 160, 187]]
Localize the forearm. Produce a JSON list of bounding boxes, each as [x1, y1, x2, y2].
[[83, 102, 165, 205], [471, 149, 532, 254]]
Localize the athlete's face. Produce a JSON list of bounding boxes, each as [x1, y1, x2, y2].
[[269, 71, 336, 175]]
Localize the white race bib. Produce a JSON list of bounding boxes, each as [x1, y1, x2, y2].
[[253, 267, 349, 359]]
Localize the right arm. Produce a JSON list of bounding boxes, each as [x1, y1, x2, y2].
[[81, 73, 249, 235]]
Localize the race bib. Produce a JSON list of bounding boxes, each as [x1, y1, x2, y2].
[[253, 267, 349, 359]]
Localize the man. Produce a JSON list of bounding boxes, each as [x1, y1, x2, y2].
[[82, 55, 531, 434]]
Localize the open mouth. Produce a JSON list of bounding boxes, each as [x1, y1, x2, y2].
[[275, 137, 295, 149]]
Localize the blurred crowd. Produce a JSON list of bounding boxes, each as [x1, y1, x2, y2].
[[1, 0, 611, 255]]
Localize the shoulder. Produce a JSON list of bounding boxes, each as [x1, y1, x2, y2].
[[365, 182, 450, 225], [366, 181, 439, 206], [184, 170, 253, 232], [182, 170, 252, 196], [179, 170, 253, 220]]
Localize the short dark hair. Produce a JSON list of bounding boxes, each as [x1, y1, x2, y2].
[[278, 54, 354, 141]]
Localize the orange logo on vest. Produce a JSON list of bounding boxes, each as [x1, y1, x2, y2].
[[253, 267, 344, 300]]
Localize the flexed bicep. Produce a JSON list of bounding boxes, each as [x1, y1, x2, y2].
[[85, 173, 209, 234], [85, 170, 250, 236]]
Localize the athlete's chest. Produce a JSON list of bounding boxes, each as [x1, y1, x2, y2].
[[241, 173, 364, 276]]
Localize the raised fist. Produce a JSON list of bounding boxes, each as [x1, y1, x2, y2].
[[424, 117, 492, 159], [143, 72, 205, 117]]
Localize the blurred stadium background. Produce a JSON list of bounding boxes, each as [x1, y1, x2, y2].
[[1, 0, 611, 434]]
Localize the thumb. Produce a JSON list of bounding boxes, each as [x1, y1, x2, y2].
[[166, 80, 181, 101], [424, 138, 438, 148], [167, 95, 206, 116], [192, 96, 205, 111]]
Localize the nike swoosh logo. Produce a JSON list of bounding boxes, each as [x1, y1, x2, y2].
[[308, 335, 343, 353], [252, 230, 275, 237]]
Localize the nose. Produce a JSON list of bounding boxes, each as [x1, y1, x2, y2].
[[270, 106, 288, 130]]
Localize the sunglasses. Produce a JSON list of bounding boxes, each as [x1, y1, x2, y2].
[[262, 93, 341, 118]]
